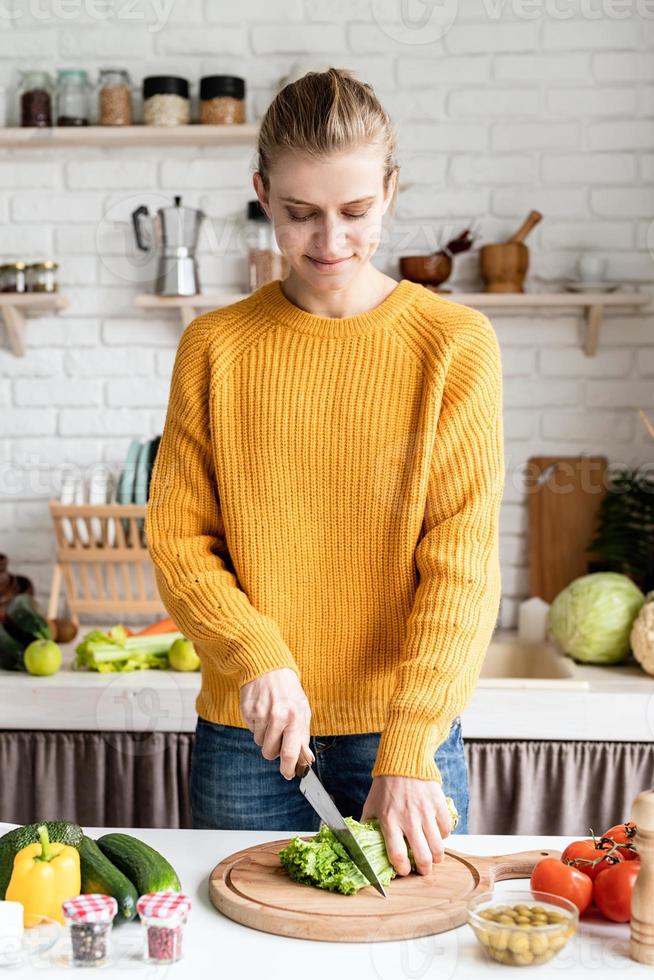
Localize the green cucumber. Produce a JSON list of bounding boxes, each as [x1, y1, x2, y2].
[[0, 820, 83, 899], [96, 833, 181, 894], [79, 836, 138, 922]]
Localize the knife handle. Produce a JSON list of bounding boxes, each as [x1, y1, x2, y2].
[[295, 744, 314, 779]]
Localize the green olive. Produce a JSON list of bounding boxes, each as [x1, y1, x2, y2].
[[530, 932, 550, 955], [508, 931, 530, 954]]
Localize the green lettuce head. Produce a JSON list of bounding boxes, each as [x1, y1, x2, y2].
[[548, 571, 645, 665]]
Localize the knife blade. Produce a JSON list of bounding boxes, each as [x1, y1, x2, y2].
[[295, 747, 388, 897]]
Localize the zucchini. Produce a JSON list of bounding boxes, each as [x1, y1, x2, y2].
[[79, 836, 138, 922], [96, 833, 181, 894], [5, 595, 51, 644], [0, 623, 25, 671], [0, 820, 83, 898]]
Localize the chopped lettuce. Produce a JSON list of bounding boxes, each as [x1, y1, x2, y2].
[[278, 798, 460, 896], [74, 626, 183, 672], [279, 817, 397, 895]]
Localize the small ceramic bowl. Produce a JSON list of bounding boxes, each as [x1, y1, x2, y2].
[[467, 888, 578, 967]]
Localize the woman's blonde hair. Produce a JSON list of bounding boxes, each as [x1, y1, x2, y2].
[[256, 66, 399, 216]]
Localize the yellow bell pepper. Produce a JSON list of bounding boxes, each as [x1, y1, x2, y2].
[[6, 824, 80, 925]]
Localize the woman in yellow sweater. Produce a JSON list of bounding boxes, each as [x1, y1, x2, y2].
[[145, 67, 504, 877]]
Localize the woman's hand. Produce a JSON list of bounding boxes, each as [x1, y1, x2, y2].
[[361, 775, 453, 875], [240, 667, 315, 780]]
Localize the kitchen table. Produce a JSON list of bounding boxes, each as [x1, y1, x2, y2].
[[0, 824, 646, 979]]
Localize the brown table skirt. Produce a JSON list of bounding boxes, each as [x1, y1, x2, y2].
[[1, 731, 652, 835]]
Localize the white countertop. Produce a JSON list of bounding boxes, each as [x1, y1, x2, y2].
[[2, 628, 653, 741], [0, 824, 646, 979]]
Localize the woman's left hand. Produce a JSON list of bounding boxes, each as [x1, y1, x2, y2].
[[360, 776, 453, 876]]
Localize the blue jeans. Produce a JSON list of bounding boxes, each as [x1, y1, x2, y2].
[[190, 715, 469, 834]]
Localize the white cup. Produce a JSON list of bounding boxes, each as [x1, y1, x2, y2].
[[577, 254, 607, 282]]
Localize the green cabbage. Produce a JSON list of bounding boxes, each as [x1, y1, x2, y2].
[[548, 571, 645, 664]]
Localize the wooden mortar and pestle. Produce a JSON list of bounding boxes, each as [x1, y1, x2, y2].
[[400, 228, 476, 289], [479, 210, 542, 293]]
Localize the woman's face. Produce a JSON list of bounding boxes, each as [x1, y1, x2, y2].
[[254, 145, 396, 291]]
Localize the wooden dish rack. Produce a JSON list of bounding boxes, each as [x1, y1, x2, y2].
[[48, 499, 166, 624]]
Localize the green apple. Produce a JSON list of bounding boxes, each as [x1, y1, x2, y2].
[[168, 637, 200, 672], [24, 638, 62, 676]]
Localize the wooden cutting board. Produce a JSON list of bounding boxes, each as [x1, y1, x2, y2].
[[527, 455, 608, 602], [209, 838, 561, 942]]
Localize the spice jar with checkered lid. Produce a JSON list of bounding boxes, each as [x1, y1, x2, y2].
[[137, 891, 191, 964], [62, 893, 117, 967]]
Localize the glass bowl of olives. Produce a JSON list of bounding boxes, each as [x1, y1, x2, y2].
[[467, 889, 579, 967]]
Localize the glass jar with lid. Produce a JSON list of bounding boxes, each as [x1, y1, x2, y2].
[[98, 68, 132, 126], [0, 262, 27, 293], [137, 892, 191, 965], [25, 261, 58, 293], [17, 70, 53, 127], [56, 69, 91, 126], [199, 75, 246, 124], [142, 76, 190, 126], [244, 200, 288, 291], [62, 894, 117, 968]]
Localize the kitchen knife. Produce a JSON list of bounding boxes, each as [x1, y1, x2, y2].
[[295, 747, 388, 897]]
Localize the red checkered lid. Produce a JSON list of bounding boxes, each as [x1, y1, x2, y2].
[[62, 893, 118, 923], [137, 891, 191, 920]]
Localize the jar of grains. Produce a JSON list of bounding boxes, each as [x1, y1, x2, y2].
[[199, 75, 246, 124], [98, 68, 132, 125], [245, 200, 289, 290], [142, 75, 190, 126], [56, 69, 91, 126], [18, 70, 54, 127]]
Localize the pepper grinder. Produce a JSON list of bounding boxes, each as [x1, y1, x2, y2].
[[630, 789, 654, 964]]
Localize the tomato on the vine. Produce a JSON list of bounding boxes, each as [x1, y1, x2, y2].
[[603, 822, 639, 861], [593, 860, 640, 922], [561, 838, 624, 881], [531, 857, 593, 914]]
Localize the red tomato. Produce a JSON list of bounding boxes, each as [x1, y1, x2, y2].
[[561, 838, 624, 881], [593, 859, 640, 922], [531, 857, 593, 914], [603, 822, 639, 861]]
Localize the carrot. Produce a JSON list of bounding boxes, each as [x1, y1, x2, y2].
[[134, 616, 178, 636]]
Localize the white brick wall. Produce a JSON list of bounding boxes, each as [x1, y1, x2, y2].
[[0, 3, 653, 627]]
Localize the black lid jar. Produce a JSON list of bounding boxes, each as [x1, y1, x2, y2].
[[200, 75, 245, 125], [142, 75, 190, 126]]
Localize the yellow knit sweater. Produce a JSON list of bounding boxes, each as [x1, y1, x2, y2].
[[145, 277, 504, 782]]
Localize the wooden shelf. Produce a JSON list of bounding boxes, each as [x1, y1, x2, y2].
[[0, 123, 259, 149], [135, 291, 248, 327], [0, 293, 68, 356], [135, 288, 652, 352], [434, 290, 652, 356]]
